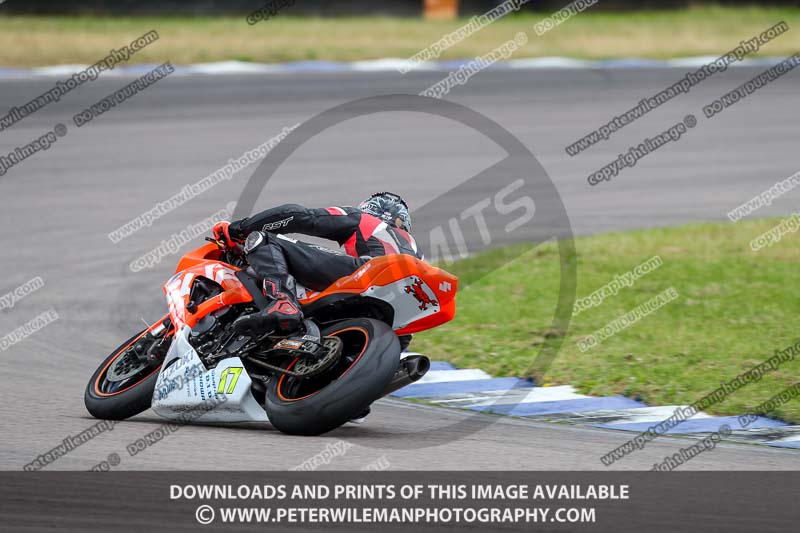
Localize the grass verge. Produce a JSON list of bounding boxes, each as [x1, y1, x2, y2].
[[1, 6, 799, 67], [413, 219, 800, 424]]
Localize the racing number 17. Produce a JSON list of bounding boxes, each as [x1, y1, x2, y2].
[[217, 367, 243, 394]]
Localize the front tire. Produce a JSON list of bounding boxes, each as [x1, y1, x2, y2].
[[84, 327, 166, 420], [264, 318, 400, 436]]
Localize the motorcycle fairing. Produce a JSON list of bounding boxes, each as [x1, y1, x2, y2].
[[164, 259, 253, 330], [168, 244, 456, 336], [362, 277, 440, 330], [298, 254, 458, 335], [151, 326, 269, 424]]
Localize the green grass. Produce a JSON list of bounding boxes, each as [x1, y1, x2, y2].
[[413, 219, 800, 424], [1, 6, 799, 66]]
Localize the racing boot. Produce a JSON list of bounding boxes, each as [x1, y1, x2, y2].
[[233, 277, 303, 338]]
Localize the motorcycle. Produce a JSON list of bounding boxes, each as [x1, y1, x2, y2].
[[84, 235, 458, 435]]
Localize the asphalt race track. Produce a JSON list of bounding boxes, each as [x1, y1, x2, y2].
[[1, 66, 799, 470]]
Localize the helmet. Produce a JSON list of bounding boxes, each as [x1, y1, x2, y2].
[[358, 191, 412, 230]]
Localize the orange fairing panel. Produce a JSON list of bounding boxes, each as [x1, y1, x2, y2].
[[174, 242, 226, 273], [299, 254, 458, 335], [165, 244, 252, 329], [168, 245, 457, 335]]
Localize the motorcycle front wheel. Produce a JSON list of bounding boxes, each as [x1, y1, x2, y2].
[[84, 321, 170, 420]]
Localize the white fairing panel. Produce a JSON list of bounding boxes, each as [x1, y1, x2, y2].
[[151, 327, 269, 423], [363, 276, 440, 330]]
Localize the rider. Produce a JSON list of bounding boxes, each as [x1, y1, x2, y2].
[[212, 192, 420, 337]]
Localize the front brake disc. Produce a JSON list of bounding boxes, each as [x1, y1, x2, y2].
[[107, 347, 151, 382]]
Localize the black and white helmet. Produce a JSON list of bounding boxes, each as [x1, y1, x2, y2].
[[358, 191, 412, 231]]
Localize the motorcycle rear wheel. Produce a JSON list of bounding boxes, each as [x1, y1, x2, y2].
[[264, 318, 399, 436]]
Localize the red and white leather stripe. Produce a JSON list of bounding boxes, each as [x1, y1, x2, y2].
[[371, 222, 400, 254]]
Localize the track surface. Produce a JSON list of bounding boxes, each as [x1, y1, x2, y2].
[[1, 67, 799, 470]]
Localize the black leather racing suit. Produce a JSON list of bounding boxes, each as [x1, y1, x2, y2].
[[228, 204, 422, 293]]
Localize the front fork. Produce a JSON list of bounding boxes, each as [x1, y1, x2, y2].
[[132, 316, 173, 367]]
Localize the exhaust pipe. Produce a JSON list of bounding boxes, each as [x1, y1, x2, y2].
[[380, 354, 430, 398]]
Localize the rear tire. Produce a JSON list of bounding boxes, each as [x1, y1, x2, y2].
[[264, 318, 400, 436], [84, 329, 164, 420]]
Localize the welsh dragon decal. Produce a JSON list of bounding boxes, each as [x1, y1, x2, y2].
[[404, 278, 439, 311]]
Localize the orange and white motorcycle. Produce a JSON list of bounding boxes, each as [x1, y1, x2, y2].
[[84, 236, 457, 435]]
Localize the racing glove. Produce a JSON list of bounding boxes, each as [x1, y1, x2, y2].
[[212, 221, 243, 248]]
